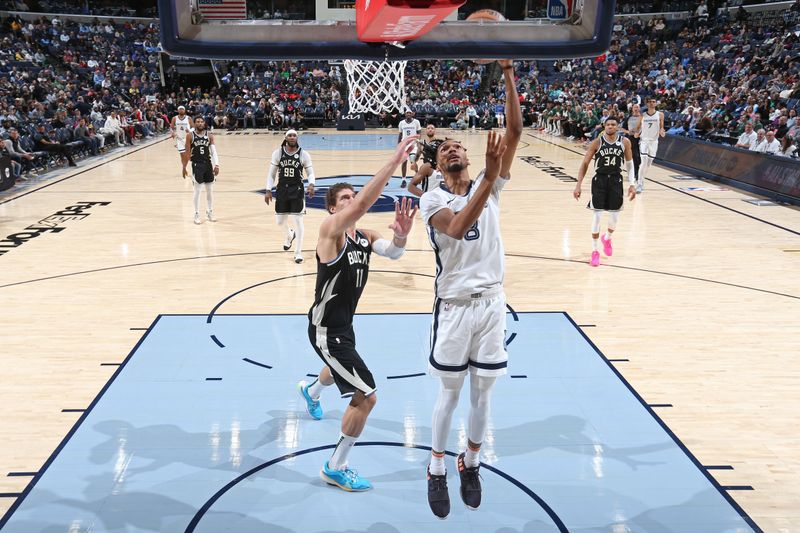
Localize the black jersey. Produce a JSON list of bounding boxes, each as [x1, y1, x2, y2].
[[278, 147, 305, 185], [190, 131, 212, 167], [309, 230, 372, 329], [594, 133, 625, 175]]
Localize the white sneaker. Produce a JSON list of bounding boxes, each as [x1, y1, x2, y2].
[[283, 229, 296, 251], [194, 212, 201, 224], [294, 254, 303, 264], [207, 210, 216, 222]]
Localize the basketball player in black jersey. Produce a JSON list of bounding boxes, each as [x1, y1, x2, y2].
[[265, 130, 315, 263], [181, 117, 220, 225], [296, 136, 418, 492], [573, 116, 635, 266]]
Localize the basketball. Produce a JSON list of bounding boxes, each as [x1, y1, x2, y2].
[[466, 9, 506, 64]]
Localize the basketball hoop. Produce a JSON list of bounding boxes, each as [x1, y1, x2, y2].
[[344, 58, 409, 115]]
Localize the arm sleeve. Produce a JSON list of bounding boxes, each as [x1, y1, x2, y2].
[[210, 144, 219, 166], [301, 150, 315, 184], [267, 149, 280, 189], [420, 190, 448, 226], [371, 238, 404, 259]]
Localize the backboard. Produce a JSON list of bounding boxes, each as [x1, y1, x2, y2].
[[158, 0, 616, 61]]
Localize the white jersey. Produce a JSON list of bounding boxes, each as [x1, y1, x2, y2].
[[399, 119, 421, 140], [420, 169, 507, 300], [640, 111, 662, 141], [175, 115, 192, 140], [421, 169, 443, 194]]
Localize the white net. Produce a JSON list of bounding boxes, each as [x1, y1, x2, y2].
[[344, 59, 409, 115]]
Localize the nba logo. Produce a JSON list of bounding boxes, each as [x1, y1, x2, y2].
[[547, 0, 571, 20]]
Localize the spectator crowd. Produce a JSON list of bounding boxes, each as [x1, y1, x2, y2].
[[1, 0, 799, 187]]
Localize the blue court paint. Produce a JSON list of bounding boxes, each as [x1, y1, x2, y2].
[[0, 313, 759, 532]]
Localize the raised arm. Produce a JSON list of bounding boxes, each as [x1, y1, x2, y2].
[[497, 60, 523, 179], [428, 131, 506, 240], [573, 138, 600, 200], [408, 163, 432, 197], [319, 136, 418, 240]]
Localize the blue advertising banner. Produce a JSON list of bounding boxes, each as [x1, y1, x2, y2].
[[656, 136, 800, 205]]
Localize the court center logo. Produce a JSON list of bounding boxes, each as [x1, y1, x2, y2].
[[261, 175, 418, 213]]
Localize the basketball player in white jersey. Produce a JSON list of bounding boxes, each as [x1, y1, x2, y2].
[[632, 97, 665, 193], [573, 116, 635, 267], [171, 106, 192, 174], [420, 59, 521, 519], [408, 138, 443, 197], [295, 136, 419, 492], [265, 130, 315, 263], [181, 117, 219, 224], [411, 123, 437, 172], [397, 111, 421, 188]]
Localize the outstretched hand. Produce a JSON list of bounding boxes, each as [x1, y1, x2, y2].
[[393, 135, 420, 165], [388, 196, 418, 238], [484, 130, 507, 182]]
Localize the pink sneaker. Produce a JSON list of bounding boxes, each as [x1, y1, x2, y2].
[[590, 251, 600, 267], [600, 234, 613, 256]]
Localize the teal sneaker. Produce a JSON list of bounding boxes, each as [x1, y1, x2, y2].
[[320, 461, 373, 492], [297, 380, 323, 420]]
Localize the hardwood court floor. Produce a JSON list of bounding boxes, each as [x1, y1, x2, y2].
[[1, 129, 798, 531]]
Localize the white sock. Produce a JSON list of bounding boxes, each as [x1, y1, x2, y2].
[[291, 214, 304, 256], [604, 232, 612, 241], [306, 378, 327, 400], [592, 237, 599, 251], [329, 433, 357, 470], [192, 181, 201, 214], [205, 183, 214, 212], [429, 452, 446, 476], [465, 447, 480, 468]]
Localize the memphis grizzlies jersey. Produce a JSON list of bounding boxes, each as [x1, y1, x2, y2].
[[595, 133, 625, 175], [309, 231, 372, 329], [190, 131, 211, 167], [399, 119, 421, 139], [420, 169, 507, 300], [640, 111, 662, 141], [421, 170, 443, 194], [175, 115, 191, 140]]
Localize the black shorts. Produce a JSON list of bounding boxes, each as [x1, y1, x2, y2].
[[275, 182, 305, 214], [588, 173, 624, 211], [193, 164, 214, 184], [308, 322, 376, 398]]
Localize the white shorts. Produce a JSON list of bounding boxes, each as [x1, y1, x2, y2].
[[428, 290, 508, 377], [639, 139, 659, 158], [175, 136, 186, 153]]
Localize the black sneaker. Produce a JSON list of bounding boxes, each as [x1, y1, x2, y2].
[[457, 452, 481, 509], [427, 466, 450, 519]]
